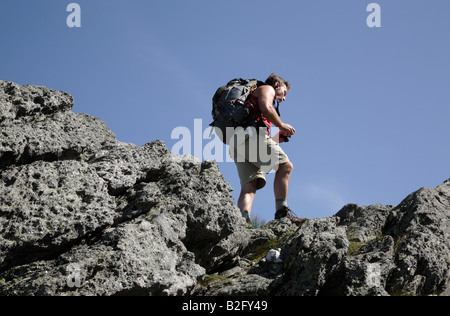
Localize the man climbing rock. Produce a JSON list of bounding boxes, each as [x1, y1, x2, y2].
[[218, 74, 307, 226]]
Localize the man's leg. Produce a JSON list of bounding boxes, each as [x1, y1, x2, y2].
[[238, 179, 258, 214], [274, 161, 294, 201], [273, 161, 306, 226]]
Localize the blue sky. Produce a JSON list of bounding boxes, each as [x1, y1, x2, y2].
[[1, 0, 449, 221]]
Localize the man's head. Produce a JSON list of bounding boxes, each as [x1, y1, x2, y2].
[[265, 73, 292, 103]]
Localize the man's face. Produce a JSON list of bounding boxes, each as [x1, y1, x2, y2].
[[274, 83, 288, 103]]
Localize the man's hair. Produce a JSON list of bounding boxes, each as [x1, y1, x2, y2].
[[265, 73, 292, 90]]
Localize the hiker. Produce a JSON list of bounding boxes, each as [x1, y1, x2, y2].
[[211, 74, 306, 226]]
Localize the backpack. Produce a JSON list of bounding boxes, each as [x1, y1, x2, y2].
[[210, 78, 263, 144]]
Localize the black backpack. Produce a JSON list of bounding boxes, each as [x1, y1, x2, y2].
[[210, 78, 264, 144]]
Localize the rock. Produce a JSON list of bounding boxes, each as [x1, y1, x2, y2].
[[384, 181, 450, 296], [199, 274, 273, 296], [1, 80, 449, 296], [90, 141, 171, 195], [272, 217, 350, 296], [0, 91, 116, 169], [0, 160, 116, 271], [335, 203, 392, 242], [0, 80, 242, 296], [0, 81, 73, 123], [321, 235, 395, 296]]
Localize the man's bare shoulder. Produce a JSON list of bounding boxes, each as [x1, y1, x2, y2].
[[256, 85, 275, 98]]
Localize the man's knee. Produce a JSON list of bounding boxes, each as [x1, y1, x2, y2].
[[279, 161, 294, 174], [241, 179, 258, 195]]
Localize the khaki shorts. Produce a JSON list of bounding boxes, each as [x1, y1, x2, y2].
[[230, 132, 290, 190]]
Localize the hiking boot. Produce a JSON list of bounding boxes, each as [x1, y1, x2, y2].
[[275, 206, 308, 227]]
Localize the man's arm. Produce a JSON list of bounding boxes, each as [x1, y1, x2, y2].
[[258, 86, 296, 137], [258, 86, 283, 127]]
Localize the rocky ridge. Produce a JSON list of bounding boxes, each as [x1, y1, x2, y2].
[[0, 81, 449, 296]]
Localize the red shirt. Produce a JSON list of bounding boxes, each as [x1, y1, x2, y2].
[[245, 91, 272, 136]]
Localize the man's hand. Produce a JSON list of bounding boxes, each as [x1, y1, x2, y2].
[[280, 123, 296, 137], [272, 132, 292, 144]]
